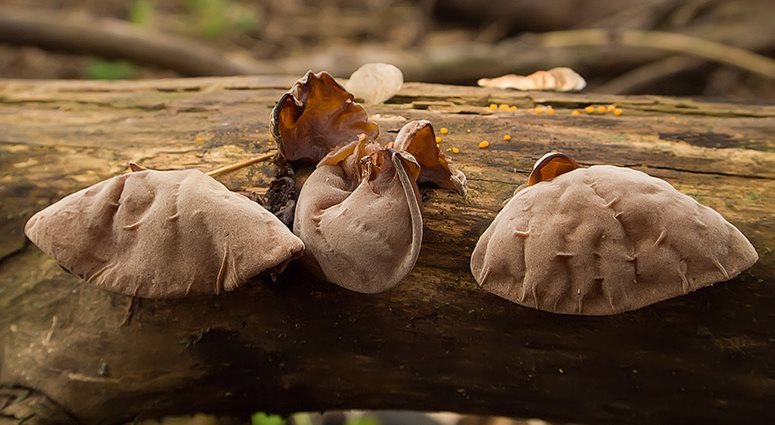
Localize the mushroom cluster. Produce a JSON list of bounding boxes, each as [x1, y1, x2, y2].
[[272, 71, 466, 293], [470, 152, 759, 315], [23, 69, 758, 312], [23, 69, 464, 299], [25, 165, 304, 298]]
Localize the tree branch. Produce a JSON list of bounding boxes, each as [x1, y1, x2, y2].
[[0, 6, 272, 77]]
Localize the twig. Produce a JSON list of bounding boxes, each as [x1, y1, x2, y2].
[[0, 5, 271, 77], [66, 372, 120, 384], [540, 29, 775, 79], [42, 315, 57, 346], [596, 55, 705, 94], [624, 30, 775, 79], [2, 5, 772, 83], [206, 152, 276, 177]]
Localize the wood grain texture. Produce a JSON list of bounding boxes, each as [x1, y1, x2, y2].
[[1, 76, 774, 424]]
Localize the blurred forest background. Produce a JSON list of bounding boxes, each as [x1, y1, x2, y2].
[[0, 0, 773, 99]]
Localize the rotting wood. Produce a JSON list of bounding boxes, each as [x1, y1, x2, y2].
[[0, 76, 774, 425]]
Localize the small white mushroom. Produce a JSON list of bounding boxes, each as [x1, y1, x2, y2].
[[345, 63, 404, 105], [470, 152, 758, 315], [25, 167, 304, 298]]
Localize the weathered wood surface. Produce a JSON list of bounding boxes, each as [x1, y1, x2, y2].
[[0, 76, 774, 424]]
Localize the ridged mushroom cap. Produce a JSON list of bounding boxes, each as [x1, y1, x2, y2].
[[471, 153, 758, 315], [25, 168, 304, 298]]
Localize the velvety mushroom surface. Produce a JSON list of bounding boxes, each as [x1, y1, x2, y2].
[[293, 136, 423, 293], [24, 168, 304, 298], [471, 154, 758, 315]]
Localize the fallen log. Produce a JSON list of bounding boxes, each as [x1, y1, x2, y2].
[[0, 76, 773, 424]]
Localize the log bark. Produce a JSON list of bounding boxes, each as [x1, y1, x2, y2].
[[1, 76, 774, 424]]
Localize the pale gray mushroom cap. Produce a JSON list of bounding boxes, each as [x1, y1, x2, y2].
[[293, 136, 423, 293], [25, 168, 305, 298], [471, 155, 758, 315]]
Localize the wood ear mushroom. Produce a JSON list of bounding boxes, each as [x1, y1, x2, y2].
[[293, 136, 423, 293], [292, 121, 467, 293], [390, 120, 466, 195], [24, 166, 304, 298], [477, 67, 587, 92], [271, 70, 379, 166], [271, 71, 467, 293], [470, 153, 758, 315]]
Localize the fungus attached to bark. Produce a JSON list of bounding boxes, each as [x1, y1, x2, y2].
[[294, 135, 423, 293], [527, 152, 580, 186], [477, 67, 587, 92], [24, 166, 304, 298], [470, 152, 758, 315], [390, 119, 466, 195], [271, 71, 380, 165], [269, 71, 467, 292]]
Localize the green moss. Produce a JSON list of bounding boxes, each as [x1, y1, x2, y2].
[[86, 59, 136, 80], [252, 412, 286, 425], [346, 416, 381, 425], [687, 192, 705, 203], [129, 0, 154, 26], [186, 0, 258, 38], [188, 0, 228, 38], [98, 361, 110, 377]]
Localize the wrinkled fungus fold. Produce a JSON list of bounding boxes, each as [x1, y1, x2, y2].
[[294, 135, 424, 293], [271, 71, 379, 165], [271, 71, 467, 293]]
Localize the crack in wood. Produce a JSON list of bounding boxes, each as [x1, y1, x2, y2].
[[623, 163, 775, 180]]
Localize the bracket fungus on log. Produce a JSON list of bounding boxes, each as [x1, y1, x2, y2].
[[24, 165, 304, 298], [470, 152, 758, 315], [477, 67, 587, 92]]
